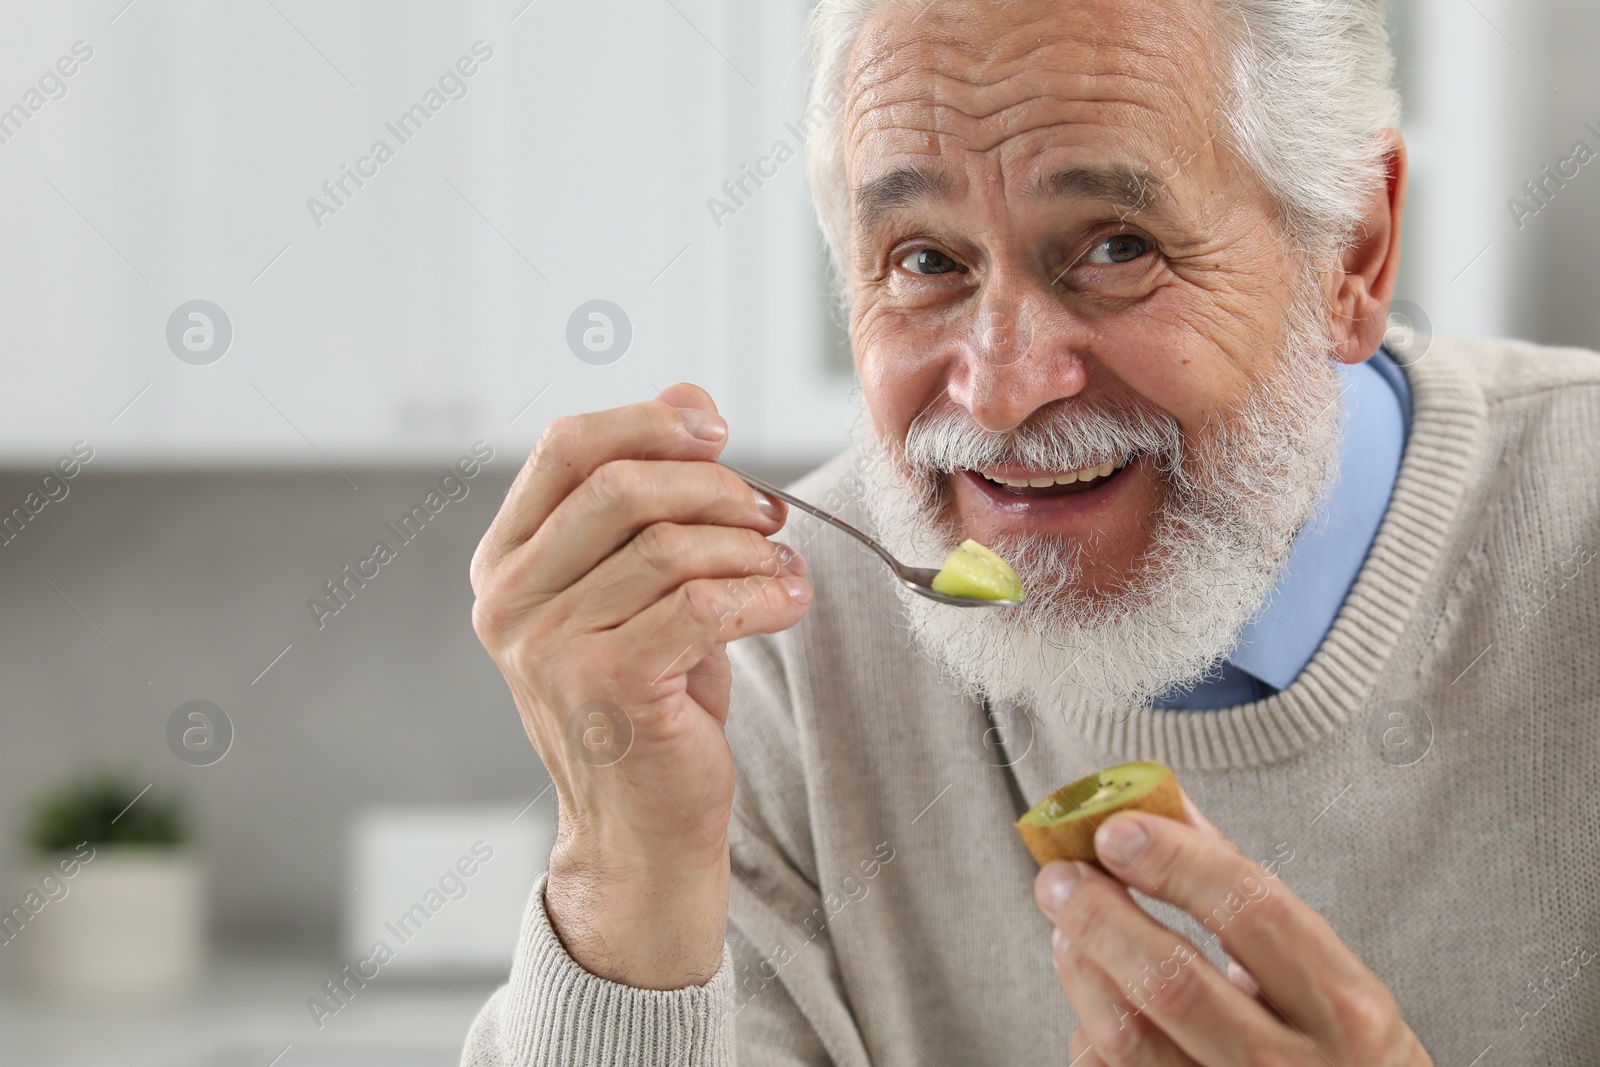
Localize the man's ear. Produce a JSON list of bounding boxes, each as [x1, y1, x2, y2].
[[1330, 129, 1408, 365]]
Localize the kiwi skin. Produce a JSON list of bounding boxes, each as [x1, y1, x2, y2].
[[1015, 763, 1184, 868]]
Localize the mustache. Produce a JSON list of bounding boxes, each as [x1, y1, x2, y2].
[[901, 398, 1184, 477]]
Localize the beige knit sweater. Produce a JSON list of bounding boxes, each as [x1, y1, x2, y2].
[[460, 336, 1600, 1066]]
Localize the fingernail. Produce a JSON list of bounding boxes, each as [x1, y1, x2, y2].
[[775, 543, 807, 575], [780, 576, 811, 604], [680, 409, 727, 441], [753, 488, 782, 521], [1097, 817, 1149, 863], [1050, 925, 1070, 959], [1036, 861, 1082, 917]]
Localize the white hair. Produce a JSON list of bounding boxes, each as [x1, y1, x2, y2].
[[851, 262, 1345, 715], [802, 0, 1402, 298]]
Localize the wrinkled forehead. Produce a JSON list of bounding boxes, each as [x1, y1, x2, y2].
[[842, 0, 1231, 207]]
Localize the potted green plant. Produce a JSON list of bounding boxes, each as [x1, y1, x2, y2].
[[12, 774, 202, 1000]]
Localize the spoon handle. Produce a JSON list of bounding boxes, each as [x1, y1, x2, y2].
[[716, 459, 899, 570]]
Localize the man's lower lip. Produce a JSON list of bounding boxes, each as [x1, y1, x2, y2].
[[954, 453, 1147, 518]]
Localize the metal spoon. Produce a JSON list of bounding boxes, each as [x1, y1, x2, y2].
[[717, 459, 1024, 608]]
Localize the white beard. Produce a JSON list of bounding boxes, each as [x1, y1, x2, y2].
[[851, 284, 1344, 719]]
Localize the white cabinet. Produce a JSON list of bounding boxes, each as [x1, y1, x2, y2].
[[0, 0, 855, 470]]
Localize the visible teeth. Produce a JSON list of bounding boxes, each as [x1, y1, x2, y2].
[[982, 456, 1127, 488]]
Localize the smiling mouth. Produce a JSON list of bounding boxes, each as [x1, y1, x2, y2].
[[965, 453, 1138, 497]]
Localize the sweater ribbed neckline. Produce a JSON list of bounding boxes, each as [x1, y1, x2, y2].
[[1045, 349, 1489, 769]]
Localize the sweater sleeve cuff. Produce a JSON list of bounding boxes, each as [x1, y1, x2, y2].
[[488, 871, 737, 1066]]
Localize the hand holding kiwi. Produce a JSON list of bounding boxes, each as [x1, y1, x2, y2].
[[1015, 762, 1184, 867]]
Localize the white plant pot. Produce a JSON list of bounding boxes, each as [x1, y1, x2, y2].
[[13, 847, 204, 1000]]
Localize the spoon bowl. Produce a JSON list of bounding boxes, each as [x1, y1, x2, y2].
[[717, 459, 1025, 609]]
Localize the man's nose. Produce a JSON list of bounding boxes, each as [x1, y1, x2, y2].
[[946, 284, 1090, 433]]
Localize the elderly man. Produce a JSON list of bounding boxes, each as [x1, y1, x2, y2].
[[461, 0, 1599, 1063]]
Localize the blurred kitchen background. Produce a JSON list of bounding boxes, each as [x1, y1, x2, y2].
[[0, 0, 1595, 1063]]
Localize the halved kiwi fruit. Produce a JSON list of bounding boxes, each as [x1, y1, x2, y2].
[[1015, 761, 1183, 867], [931, 539, 1026, 603]]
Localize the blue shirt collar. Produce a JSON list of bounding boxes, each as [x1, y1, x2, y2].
[[1152, 347, 1411, 709]]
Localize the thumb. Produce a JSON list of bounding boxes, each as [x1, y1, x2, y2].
[[656, 381, 719, 414], [655, 383, 725, 445]]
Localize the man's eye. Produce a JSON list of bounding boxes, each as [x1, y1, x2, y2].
[[898, 248, 963, 275], [1083, 234, 1151, 265]]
